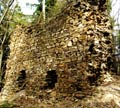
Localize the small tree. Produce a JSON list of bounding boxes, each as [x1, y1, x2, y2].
[[0, 0, 15, 90], [32, 0, 58, 23]]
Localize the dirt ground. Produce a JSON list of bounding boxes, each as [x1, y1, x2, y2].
[[0, 74, 120, 108]]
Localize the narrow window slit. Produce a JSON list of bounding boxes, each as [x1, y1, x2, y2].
[[17, 70, 26, 90]]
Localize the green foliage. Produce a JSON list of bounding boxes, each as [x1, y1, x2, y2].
[[33, 0, 66, 23], [33, 0, 57, 16], [47, 0, 65, 18], [106, 0, 112, 14], [11, 4, 34, 27], [0, 101, 18, 108], [46, 0, 57, 12], [33, 0, 57, 22]]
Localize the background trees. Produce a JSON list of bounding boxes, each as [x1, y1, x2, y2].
[[110, 0, 120, 73], [32, 0, 65, 23], [0, 0, 32, 90], [0, 0, 15, 90]]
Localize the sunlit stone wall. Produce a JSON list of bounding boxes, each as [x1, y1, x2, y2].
[[1, 0, 115, 100]]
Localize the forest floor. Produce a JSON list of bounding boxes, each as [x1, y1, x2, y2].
[[0, 73, 120, 108]]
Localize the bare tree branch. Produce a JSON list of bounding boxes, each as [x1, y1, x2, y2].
[[0, 0, 14, 25]]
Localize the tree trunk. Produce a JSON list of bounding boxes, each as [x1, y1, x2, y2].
[[42, 0, 46, 23]]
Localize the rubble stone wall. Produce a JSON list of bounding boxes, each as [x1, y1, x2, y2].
[[1, 1, 115, 99]]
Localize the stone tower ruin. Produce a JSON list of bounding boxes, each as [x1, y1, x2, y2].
[[1, 0, 115, 100]]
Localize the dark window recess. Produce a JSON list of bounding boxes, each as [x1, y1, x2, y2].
[[88, 72, 101, 86], [44, 70, 58, 89], [107, 57, 113, 70], [17, 70, 26, 90], [97, 17, 101, 23], [105, 40, 111, 44], [103, 32, 109, 36], [74, 2, 80, 8], [88, 43, 94, 53], [0, 82, 4, 92], [87, 0, 98, 5]]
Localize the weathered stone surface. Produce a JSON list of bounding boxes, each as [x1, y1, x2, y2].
[[1, 0, 115, 100]]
